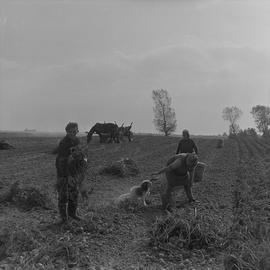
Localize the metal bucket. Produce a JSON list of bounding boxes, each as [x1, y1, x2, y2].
[[193, 162, 206, 183]]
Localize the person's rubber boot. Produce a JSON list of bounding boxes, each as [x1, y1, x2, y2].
[[68, 202, 82, 221], [58, 203, 68, 223], [165, 204, 173, 214], [188, 198, 200, 204]]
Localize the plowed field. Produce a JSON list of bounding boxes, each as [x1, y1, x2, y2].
[[0, 133, 270, 270]]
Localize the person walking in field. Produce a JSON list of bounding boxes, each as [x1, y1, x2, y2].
[[55, 122, 84, 222], [153, 152, 199, 212]]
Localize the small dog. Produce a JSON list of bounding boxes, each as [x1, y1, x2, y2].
[[115, 180, 152, 206]]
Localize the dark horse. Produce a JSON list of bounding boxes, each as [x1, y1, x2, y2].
[[118, 122, 134, 142], [86, 123, 120, 143]]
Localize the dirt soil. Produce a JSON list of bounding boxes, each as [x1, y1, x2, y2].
[[0, 133, 270, 270]]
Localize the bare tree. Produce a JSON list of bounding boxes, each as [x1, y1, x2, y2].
[[222, 106, 243, 135], [251, 105, 270, 136], [152, 89, 177, 136]]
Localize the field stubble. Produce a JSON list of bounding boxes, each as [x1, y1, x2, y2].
[[0, 133, 270, 269]]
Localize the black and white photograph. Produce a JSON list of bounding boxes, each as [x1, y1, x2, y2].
[[0, 0, 270, 269]]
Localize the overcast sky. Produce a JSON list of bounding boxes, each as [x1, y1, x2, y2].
[[1, 0, 269, 135]]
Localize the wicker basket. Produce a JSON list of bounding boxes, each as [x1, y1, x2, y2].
[[193, 162, 206, 183]]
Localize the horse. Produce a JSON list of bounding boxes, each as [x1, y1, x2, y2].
[[86, 123, 120, 143], [118, 122, 134, 142]]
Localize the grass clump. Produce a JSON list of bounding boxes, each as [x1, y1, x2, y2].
[[99, 158, 139, 177], [0, 140, 15, 150], [228, 222, 270, 270], [149, 209, 228, 251], [8, 229, 39, 254], [0, 181, 54, 211]]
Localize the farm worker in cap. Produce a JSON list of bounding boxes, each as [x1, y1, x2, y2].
[[153, 152, 199, 212], [55, 122, 83, 222], [176, 129, 199, 183], [176, 129, 198, 155]]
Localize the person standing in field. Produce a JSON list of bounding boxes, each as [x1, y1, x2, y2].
[[176, 129, 199, 155], [55, 122, 82, 222], [175, 129, 199, 190]]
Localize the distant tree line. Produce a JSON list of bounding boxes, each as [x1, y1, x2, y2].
[[222, 105, 270, 138], [151, 88, 270, 138]]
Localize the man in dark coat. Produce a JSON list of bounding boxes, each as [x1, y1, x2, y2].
[[55, 122, 82, 222]]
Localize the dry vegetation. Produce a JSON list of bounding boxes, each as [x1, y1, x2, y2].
[[0, 132, 270, 269]]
